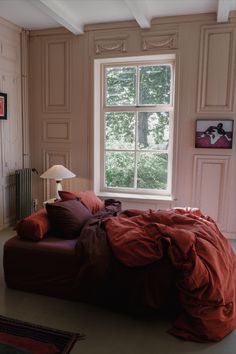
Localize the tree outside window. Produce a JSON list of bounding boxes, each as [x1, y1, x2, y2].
[[102, 61, 174, 193]]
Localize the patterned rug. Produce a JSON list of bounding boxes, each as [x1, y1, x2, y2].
[[0, 314, 84, 353]]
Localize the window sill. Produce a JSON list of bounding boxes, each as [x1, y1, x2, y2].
[[97, 191, 174, 202]]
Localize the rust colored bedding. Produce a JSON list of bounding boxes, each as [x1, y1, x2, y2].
[[5, 199, 236, 342], [75, 200, 179, 314], [104, 208, 236, 342]]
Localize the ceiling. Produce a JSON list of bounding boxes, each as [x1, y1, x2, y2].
[[0, 0, 235, 34]]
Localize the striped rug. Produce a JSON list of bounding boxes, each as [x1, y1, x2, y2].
[[0, 314, 84, 353]]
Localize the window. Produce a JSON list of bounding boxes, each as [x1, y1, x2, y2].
[[94, 54, 175, 198]]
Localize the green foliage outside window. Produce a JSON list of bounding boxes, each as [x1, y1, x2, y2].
[[139, 65, 171, 105], [137, 153, 168, 190], [105, 152, 135, 188], [106, 67, 136, 106], [104, 64, 172, 191]]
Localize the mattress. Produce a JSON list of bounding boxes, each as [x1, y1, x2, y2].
[[4, 235, 79, 300]]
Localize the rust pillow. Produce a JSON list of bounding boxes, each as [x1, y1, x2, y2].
[[46, 199, 92, 239], [15, 208, 50, 241], [59, 190, 104, 214]]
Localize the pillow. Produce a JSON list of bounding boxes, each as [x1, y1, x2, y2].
[[46, 199, 92, 239], [15, 208, 50, 241], [59, 190, 104, 214]]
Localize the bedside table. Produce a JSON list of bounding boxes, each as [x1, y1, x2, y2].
[[43, 198, 57, 207]]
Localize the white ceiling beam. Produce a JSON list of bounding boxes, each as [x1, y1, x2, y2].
[[123, 0, 151, 28], [30, 0, 83, 34], [217, 0, 235, 23]]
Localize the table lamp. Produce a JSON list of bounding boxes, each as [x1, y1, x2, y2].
[[40, 164, 76, 199]]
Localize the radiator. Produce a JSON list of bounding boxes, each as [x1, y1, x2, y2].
[[15, 168, 33, 220]]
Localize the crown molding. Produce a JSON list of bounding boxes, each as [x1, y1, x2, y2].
[[0, 16, 22, 33], [29, 26, 74, 37]]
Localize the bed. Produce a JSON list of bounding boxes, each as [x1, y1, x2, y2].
[[4, 193, 236, 342]]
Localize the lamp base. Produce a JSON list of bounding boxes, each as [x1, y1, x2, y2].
[[55, 180, 62, 199]]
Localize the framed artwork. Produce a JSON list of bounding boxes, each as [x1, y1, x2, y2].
[[0, 92, 7, 120], [195, 119, 233, 149]]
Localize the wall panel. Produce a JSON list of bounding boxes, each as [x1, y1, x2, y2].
[[29, 15, 236, 238], [43, 38, 71, 112], [1, 73, 22, 176], [30, 32, 90, 205], [0, 19, 22, 229], [43, 119, 70, 142], [2, 175, 15, 225], [197, 25, 236, 112], [192, 155, 230, 230], [1, 38, 18, 62]]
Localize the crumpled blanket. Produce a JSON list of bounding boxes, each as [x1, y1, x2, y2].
[[75, 200, 178, 315], [104, 208, 236, 342]]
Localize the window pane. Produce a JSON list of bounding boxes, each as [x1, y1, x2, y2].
[[138, 112, 169, 150], [105, 151, 135, 188], [105, 112, 135, 149], [139, 65, 171, 105], [137, 153, 168, 190], [105, 67, 136, 106]]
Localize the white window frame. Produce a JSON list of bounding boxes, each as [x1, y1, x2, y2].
[[94, 54, 176, 200]]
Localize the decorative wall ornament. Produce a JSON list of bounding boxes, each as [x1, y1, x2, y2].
[[142, 34, 177, 51], [0, 92, 7, 120], [95, 39, 126, 54], [195, 119, 233, 149]]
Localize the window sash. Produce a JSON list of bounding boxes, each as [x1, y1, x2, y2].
[[104, 61, 174, 108], [101, 109, 174, 195], [95, 55, 175, 197]]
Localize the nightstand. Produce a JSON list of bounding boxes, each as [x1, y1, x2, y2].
[[43, 198, 57, 207]]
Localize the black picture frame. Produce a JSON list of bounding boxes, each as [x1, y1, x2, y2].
[[195, 119, 233, 149], [0, 92, 7, 120]]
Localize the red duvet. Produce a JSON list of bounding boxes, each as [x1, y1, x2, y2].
[[104, 208, 236, 342]]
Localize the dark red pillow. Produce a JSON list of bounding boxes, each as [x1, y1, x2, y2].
[[59, 190, 104, 214], [15, 208, 50, 241], [46, 199, 92, 239]]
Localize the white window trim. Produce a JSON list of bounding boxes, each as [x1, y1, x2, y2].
[[94, 54, 176, 200]]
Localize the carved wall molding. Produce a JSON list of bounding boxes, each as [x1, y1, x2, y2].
[[43, 119, 70, 142], [192, 154, 230, 230], [21, 30, 30, 168], [0, 39, 18, 62], [197, 24, 236, 113], [0, 20, 22, 230], [141, 31, 178, 51], [1, 73, 22, 177], [95, 39, 127, 55], [142, 34, 177, 51], [42, 37, 71, 113]]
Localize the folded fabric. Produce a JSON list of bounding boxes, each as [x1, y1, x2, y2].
[[59, 190, 104, 214], [15, 208, 50, 241]]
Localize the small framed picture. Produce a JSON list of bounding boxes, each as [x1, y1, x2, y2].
[[195, 119, 233, 149], [0, 92, 7, 120]]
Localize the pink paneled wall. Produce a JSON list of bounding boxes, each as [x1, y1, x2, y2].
[[28, 13, 236, 238], [0, 18, 22, 230]]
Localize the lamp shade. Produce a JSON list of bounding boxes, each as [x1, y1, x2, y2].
[[40, 165, 76, 181], [40, 165, 76, 200]]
